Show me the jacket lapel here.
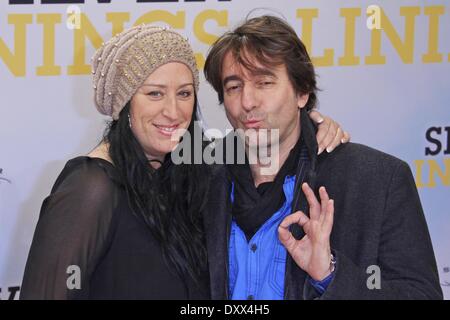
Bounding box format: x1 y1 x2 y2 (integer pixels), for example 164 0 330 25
203 164 232 299
284 111 319 300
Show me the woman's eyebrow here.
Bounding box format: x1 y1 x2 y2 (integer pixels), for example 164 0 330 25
141 83 194 88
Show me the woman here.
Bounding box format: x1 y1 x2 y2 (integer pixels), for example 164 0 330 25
20 25 348 299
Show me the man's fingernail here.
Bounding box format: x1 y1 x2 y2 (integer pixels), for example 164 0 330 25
317 147 323 155
327 146 333 153
317 117 324 124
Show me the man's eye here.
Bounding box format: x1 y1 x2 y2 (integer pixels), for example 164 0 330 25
226 85 240 93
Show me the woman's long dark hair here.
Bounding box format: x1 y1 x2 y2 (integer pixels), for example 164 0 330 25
104 99 210 285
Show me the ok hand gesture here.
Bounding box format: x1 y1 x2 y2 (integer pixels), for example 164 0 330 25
278 183 335 281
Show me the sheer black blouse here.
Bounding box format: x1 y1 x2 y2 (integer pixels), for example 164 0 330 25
20 157 210 299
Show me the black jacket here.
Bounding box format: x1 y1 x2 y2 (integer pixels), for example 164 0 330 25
203 114 443 300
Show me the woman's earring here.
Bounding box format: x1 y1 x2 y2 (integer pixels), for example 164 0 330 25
128 113 132 129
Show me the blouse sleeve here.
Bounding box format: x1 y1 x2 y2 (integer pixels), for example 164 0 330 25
20 158 121 300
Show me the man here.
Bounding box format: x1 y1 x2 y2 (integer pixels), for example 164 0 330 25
202 15 442 299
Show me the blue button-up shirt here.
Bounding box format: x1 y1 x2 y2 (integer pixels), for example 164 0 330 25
228 176 334 300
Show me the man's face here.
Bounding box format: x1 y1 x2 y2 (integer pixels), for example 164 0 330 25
221 51 309 149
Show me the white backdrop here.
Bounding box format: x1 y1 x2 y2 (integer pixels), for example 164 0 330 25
1 0 449 299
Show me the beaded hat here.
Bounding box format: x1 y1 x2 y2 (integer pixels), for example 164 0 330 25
92 25 199 120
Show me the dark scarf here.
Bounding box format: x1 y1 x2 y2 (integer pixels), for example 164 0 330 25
228 133 309 241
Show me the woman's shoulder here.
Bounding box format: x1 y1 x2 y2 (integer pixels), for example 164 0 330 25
38 155 126 229
51 155 122 197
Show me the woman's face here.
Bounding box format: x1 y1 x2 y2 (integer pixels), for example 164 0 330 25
129 62 195 161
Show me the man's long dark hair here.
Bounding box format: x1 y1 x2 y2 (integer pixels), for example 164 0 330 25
103 99 209 284
204 15 318 111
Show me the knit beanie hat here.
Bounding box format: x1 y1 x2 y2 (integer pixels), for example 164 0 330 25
92 25 199 120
